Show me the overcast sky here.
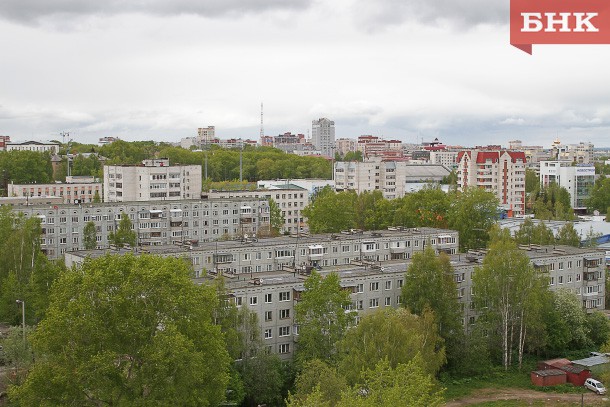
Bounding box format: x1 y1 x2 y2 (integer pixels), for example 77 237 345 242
1 0 609 147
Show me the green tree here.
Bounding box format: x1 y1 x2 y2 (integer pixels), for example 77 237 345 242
393 185 450 229
9 254 231 406
289 359 347 406
108 212 137 248
587 311 610 349
93 190 102 203
302 187 356 233
448 187 499 251
269 198 285 235
336 357 444 407
556 223 581 247
295 271 356 366
525 168 539 193
83 221 97 250
514 218 556 245
401 245 462 367
473 230 548 369
338 308 445 385
588 176 610 214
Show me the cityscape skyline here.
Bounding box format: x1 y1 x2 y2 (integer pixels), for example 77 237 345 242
1 1 610 147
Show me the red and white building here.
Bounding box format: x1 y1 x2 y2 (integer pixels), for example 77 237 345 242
457 150 526 217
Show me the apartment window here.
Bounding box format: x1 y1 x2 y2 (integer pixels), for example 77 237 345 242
559 262 564 270
576 273 581 282
265 293 272 303
384 297 391 306
385 281 392 290
369 298 379 308
279 291 291 301
558 276 563 284
235 297 243 306
279 344 290 354
244 253 251 261
396 296 402 305
279 326 290 337
264 329 272 339
357 300 363 310
280 309 290 319
568 261 573 268
397 279 404 288
550 277 555 286
357 283 364 293
249 296 258 306
370 282 379 291
265 311 272 322
550 263 555 271
568 275 573 283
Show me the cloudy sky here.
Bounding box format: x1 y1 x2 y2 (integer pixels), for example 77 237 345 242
0 0 609 147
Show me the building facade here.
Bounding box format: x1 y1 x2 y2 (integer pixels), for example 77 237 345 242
334 160 450 199
6 140 60 154
15 198 269 259
103 159 202 202
539 161 596 211
457 150 526 217
312 118 335 157
335 138 356 157
8 176 103 204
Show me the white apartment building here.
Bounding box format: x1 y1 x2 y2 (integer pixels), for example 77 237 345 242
197 126 216 144
551 140 594 164
429 151 459 169
334 160 450 199
6 140 60 154
312 118 335 157
104 159 202 202
539 161 596 210
8 176 103 204
457 150 526 217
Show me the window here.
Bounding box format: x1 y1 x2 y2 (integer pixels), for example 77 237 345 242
280 309 290 319
559 262 564 270
235 297 243 306
357 283 364 293
279 291 291 301
568 274 573 283
249 296 258 306
396 296 402 305
279 343 290 354
568 261 572 268
265 311 272 322
357 300 363 310
558 276 563 284
369 298 379 308
385 297 391 306
279 326 290 337
265 293 272 303
550 277 555 285
264 329 272 339
397 279 403 288
385 281 392 290
576 273 581 282
370 282 379 291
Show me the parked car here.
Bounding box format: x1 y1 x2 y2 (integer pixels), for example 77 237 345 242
585 378 607 395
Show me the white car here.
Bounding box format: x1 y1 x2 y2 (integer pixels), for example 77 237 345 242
585 378 607 395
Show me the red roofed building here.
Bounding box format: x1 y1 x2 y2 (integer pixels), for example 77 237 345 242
457 150 527 217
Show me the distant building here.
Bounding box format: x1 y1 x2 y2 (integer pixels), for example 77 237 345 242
98 136 119 146
8 176 103 205
103 159 202 202
335 138 356 156
312 118 335 157
0 135 11 150
197 126 216 144
429 151 459 169
257 179 335 198
357 136 403 159
551 140 594 164
6 140 60 155
457 150 526 217
539 161 596 211
334 159 450 199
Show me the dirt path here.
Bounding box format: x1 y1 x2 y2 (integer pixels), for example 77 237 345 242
445 387 607 406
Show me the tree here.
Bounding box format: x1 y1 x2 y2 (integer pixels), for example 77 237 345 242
556 223 581 247
108 212 137 248
514 219 555 246
401 245 462 367
268 198 285 235
9 254 230 406
525 168 539 193
83 221 97 250
472 230 548 369
302 187 356 233
295 271 356 365
532 183 574 220
338 308 445 385
93 190 102 203
393 185 450 229
587 176 610 214
336 357 444 407
289 359 347 406
448 187 499 251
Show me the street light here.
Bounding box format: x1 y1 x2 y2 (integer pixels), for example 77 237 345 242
16 299 25 342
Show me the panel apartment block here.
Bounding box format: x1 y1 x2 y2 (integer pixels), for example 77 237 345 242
104 158 202 202
16 198 270 259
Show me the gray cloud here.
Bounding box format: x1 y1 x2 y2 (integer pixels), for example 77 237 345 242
0 0 313 24
352 0 508 31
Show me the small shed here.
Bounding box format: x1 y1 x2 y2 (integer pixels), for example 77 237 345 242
560 364 591 386
531 369 567 387
572 355 610 377
537 358 571 371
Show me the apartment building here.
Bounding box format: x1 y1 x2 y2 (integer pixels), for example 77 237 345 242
103 159 202 202
457 150 526 217
356 136 403 159
334 159 450 199
15 198 269 259
551 140 594 164
335 138 356 157
65 227 459 278
539 161 596 211
204 184 309 234
65 240 603 360
429 151 459 169
8 176 102 204
312 118 335 157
